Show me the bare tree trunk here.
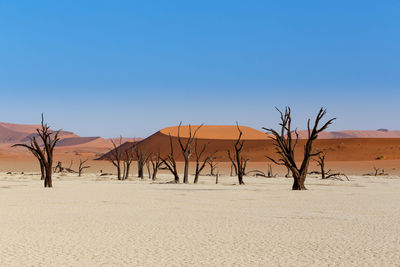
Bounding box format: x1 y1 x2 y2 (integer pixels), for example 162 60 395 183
44 162 53 188
146 161 151 179
194 173 200 184
117 166 122 180
152 168 158 181
292 173 307 190
40 160 45 180
183 156 189 183
125 164 131 179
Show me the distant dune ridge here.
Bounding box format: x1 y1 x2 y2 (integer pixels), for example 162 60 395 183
0 122 139 151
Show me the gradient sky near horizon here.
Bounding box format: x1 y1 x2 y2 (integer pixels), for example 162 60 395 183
1 0 399 138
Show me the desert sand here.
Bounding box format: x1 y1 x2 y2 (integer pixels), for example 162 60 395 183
1 173 400 266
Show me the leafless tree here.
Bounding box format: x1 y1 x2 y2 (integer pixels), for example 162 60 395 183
149 151 163 181
313 152 349 181
105 137 123 180
177 122 203 183
227 150 237 176
193 139 215 184
12 114 60 187
122 143 135 180
232 123 247 185
78 158 90 177
134 146 150 179
54 160 75 173
267 164 276 178
264 107 335 190
363 167 387 176
145 161 151 179
160 134 180 183
207 153 218 176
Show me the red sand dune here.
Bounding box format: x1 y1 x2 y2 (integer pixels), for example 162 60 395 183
161 125 267 140
100 125 400 162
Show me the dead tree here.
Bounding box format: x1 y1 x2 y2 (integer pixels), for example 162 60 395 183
146 161 151 179
227 150 238 176
232 123 247 185
54 161 63 173
315 152 327 179
54 160 75 173
207 153 218 176
134 146 150 179
12 114 60 187
193 139 214 184
363 167 387 176
78 158 90 177
105 137 123 180
160 134 180 183
177 122 203 184
313 152 349 181
264 107 335 190
267 164 276 178
122 143 135 180
149 151 163 181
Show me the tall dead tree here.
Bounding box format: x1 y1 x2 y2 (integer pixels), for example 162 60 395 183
78 158 90 177
122 143 135 180
233 123 247 185
160 134 180 183
12 114 60 187
177 122 203 184
193 139 214 184
264 107 335 190
106 137 123 180
149 151 163 181
134 146 150 179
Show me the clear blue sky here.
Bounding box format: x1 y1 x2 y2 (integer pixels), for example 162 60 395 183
1 0 399 138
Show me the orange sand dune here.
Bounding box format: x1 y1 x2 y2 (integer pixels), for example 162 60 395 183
100 125 400 163
161 125 267 140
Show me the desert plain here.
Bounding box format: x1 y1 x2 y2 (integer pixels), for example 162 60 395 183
1 122 400 266
1 173 400 266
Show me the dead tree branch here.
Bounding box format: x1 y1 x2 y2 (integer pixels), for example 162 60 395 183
78 158 90 177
